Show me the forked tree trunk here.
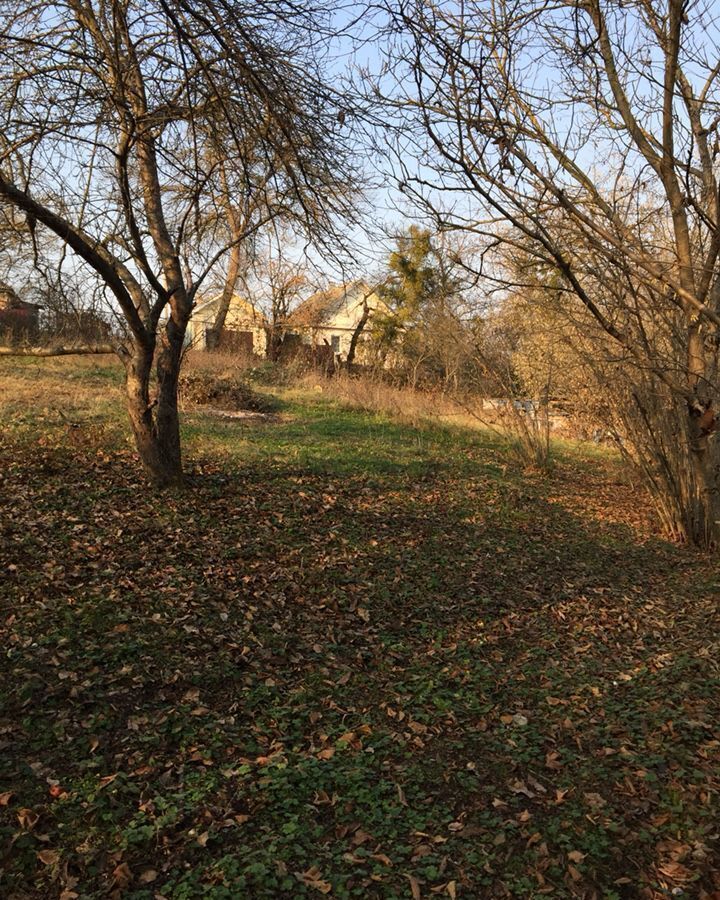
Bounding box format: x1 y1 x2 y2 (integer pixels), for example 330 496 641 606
124 321 185 487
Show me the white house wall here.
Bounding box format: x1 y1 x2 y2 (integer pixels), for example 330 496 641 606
188 302 266 354
297 291 385 361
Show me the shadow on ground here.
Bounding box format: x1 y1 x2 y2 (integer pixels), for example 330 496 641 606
0 408 718 899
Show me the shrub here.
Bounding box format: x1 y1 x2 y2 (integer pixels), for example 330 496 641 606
178 370 275 412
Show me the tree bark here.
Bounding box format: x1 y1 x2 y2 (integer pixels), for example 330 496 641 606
206 238 243 351
124 332 183 487
346 298 371 370
685 406 720 547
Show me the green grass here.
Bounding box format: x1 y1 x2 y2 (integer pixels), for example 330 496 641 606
0 357 719 898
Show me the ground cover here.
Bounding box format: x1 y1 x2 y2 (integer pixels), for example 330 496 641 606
0 357 718 898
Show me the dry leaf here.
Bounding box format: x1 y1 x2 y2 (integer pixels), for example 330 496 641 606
112 862 132 889
545 751 562 770
406 873 422 899
17 808 39 830
295 866 332 894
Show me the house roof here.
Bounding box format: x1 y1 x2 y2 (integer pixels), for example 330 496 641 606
0 281 42 310
287 281 374 328
192 293 266 326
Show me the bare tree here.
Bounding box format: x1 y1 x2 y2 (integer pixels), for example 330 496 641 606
382 0 720 547
0 0 358 484
240 237 309 361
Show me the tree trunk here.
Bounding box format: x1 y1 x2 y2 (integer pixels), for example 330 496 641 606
124 332 184 487
265 324 283 361
205 226 243 351
346 299 370 370
685 410 720 548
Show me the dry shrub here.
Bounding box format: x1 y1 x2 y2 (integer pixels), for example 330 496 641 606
183 349 257 376
178 369 274 413
312 371 465 429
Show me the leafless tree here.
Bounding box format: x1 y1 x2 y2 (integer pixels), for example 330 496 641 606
239 237 309 361
382 0 720 546
0 0 359 484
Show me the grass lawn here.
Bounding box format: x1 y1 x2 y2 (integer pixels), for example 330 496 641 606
0 356 718 899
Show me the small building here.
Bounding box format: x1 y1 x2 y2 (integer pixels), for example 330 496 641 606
285 281 387 363
187 293 266 355
0 282 42 343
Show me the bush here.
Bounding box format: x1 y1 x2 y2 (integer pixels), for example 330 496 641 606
178 370 276 412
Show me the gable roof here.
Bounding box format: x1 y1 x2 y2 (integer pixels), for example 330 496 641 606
287 281 374 328
192 293 266 326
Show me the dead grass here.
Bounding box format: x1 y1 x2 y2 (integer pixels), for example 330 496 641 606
299 371 468 429
0 355 124 423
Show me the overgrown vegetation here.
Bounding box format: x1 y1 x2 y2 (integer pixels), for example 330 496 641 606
178 369 277 414
1 357 718 898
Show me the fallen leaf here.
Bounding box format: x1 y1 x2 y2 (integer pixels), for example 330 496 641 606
295 866 332 893
112 862 132 889
406 873 422 899
17 808 39 830
352 828 372 846
545 751 562 770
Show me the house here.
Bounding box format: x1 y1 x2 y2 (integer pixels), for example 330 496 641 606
187 293 266 355
285 281 386 363
0 282 42 343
